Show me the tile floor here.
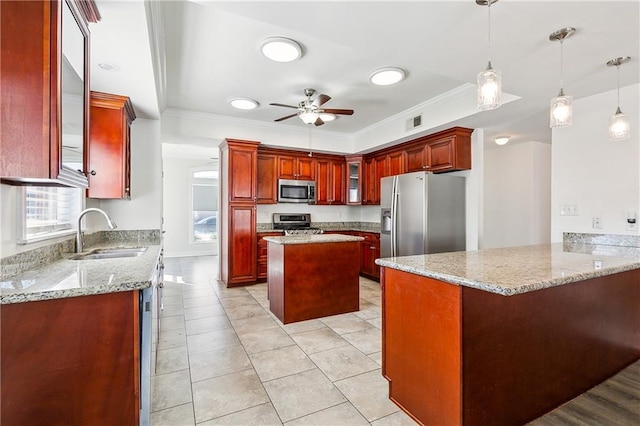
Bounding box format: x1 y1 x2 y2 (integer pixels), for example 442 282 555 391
150 256 415 425
151 256 639 426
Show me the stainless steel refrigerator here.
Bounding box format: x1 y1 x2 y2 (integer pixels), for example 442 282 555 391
380 171 466 258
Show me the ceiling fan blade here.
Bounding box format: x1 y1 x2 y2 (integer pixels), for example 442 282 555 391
269 103 299 109
274 113 298 122
313 117 325 126
322 108 354 115
312 94 331 108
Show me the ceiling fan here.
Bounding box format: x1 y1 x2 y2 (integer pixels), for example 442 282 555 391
270 88 354 126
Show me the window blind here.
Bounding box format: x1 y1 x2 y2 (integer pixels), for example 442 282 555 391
22 186 82 241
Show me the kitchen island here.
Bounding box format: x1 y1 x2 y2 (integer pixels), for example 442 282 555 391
264 233 364 324
376 243 640 426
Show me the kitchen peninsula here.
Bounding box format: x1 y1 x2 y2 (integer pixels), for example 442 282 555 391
264 233 364 324
376 241 640 426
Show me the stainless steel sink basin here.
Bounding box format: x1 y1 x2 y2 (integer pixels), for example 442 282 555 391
70 247 148 260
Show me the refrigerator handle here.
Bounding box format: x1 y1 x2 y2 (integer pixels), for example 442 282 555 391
391 176 399 257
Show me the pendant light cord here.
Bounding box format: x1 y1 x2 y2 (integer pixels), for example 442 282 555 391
559 39 564 91
616 64 621 108
487 1 492 63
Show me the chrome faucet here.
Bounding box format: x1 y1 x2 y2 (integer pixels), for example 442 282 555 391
76 208 117 253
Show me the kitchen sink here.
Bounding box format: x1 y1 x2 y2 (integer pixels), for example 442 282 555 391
70 247 148 260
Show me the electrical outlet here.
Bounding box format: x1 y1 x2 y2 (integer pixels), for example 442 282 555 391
592 217 602 229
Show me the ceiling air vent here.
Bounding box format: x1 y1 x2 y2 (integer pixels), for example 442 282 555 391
406 114 422 131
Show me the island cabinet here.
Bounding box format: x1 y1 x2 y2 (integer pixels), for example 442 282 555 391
220 139 259 287
380 266 640 426
315 156 346 205
0 0 99 187
87 91 136 199
278 155 315 180
1 291 141 425
257 153 278 204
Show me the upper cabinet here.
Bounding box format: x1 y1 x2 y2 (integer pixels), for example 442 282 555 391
0 0 100 187
278 155 315 181
345 156 363 205
256 154 278 204
87 92 136 199
405 127 473 173
316 157 345 205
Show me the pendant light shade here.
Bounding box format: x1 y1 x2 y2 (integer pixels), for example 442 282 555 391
607 56 631 141
476 0 502 111
549 27 576 128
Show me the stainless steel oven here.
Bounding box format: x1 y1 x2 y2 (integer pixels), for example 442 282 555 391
278 179 316 204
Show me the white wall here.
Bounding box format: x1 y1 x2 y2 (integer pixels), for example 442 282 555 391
162 156 217 257
484 141 551 249
96 118 163 231
551 84 640 242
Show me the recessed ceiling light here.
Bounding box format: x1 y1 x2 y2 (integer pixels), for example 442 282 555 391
229 97 259 110
260 37 303 62
495 136 510 145
98 62 120 71
369 67 406 85
319 113 336 122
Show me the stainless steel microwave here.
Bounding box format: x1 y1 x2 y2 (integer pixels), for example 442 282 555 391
278 179 316 204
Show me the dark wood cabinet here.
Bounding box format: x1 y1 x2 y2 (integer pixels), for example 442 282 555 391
359 232 381 280
316 157 345 205
87 91 136 199
278 155 315 180
405 127 472 173
0 0 99 187
345 156 363 205
220 139 259 287
1 291 140 425
257 231 282 281
362 155 386 205
387 150 406 176
257 154 277 204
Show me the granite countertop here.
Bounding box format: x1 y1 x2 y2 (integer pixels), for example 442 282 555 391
375 243 640 296
0 231 162 305
264 234 364 245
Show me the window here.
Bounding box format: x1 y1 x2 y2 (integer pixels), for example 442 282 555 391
191 168 218 243
19 186 83 244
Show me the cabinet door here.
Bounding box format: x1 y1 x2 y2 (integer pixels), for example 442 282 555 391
229 145 257 202
0 0 96 187
346 158 362 205
405 145 427 172
315 159 331 205
87 92 136 199
387 151 406 177
360 232 381 280
330 160 345 204
278 156 296 179
257 232 281 280
297 157 316 180
228 204 257 284
425 137 456 172
257 154 277 204
363 155 386 205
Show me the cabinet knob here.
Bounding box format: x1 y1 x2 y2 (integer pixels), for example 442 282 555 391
90 170 97 175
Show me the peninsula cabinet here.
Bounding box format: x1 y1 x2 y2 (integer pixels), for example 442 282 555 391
87 91 136 199
1 291 141 425
278 155 316 180
360 232 381 280
257 154 278 204
316 157 346 205
0 0 100 187
220 139 260 287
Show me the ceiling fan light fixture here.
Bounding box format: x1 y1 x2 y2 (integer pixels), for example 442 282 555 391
229 97 259 110
260 37 303 62
494 136 510 145
299 111 319 124
319 113 336 122
369 67 406 85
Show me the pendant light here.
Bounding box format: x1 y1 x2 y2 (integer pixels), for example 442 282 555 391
607 56 631 141
476 0 502 111
549 27 576 128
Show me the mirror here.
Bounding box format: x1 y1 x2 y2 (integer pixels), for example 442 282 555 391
61 0 87 179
